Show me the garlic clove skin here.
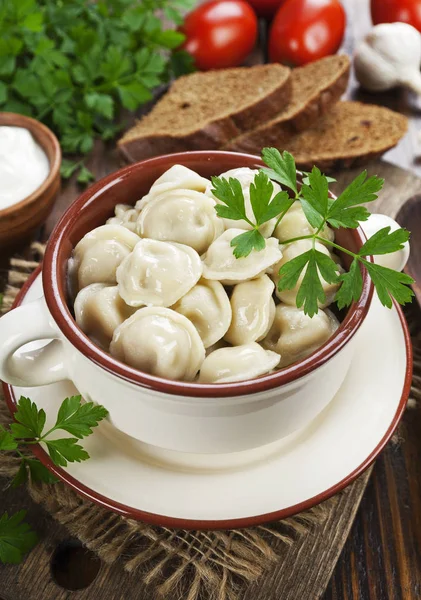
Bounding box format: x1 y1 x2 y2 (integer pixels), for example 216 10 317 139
354 22 421 95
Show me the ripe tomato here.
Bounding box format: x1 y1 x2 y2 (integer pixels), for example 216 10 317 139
245 0 286 18
371 0 421 32
180 0 258 70
268 0 346 66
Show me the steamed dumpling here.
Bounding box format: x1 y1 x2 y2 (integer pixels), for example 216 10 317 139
224 275 275 345
106 204 139 232
136 189 224 254
206 167 280 237
202 229 282 285
198 343 281 383
71 225 140 292
172 278 231 348
116 239 202 307
136 165 210 211
270 239 341 307
74 284 136 350
262 304 339 367
110 307 205 381
273 201 334 243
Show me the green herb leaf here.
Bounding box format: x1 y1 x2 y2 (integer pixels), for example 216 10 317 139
278 249 339 317
26 459 58 484
60 159 79 179
261 148 297 193
362 261 414 309
328 171 384 228
11 461 28 488
0 511 38 564
85 92 114 119
335 258 363 310
300 167 329 229
358 226 410 256
211 177 249 223
45 438 90 467
77 166 95 185
52 396 108 439
13 397 46 440
118 82 152 111
230 229 266 258
302 171 336 186
0 426 18 451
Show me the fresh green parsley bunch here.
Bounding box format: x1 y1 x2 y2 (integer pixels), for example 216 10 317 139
211 148 414 317
0 395 107 564
0 0 195 182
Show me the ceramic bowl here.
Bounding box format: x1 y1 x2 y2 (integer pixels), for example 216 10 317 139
0 151 408 454
0 112 61 247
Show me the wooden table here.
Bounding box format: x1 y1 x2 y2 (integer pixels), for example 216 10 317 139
1 0 421 598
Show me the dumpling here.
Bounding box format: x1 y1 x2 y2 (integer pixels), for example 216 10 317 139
71 225 140 292
198 343 281 383
116 239 202 307
270 239 341 307
74 284 136 350
136 165 210 211
273 201 334 243
110 307 205 381
172 278 231 348
206 167 281 237
136 189 224 254
202 229 282 285
106 204 139 232
224 275 275 346
262 304 339 367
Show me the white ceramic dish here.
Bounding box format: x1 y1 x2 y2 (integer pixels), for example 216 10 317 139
2 272 411 529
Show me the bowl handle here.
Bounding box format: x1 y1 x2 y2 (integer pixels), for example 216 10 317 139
359 213 410 272
0 297 68 386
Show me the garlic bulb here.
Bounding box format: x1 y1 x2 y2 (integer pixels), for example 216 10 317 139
354 22 421 94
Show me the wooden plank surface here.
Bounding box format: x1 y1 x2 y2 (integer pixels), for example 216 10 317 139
1 0 421 598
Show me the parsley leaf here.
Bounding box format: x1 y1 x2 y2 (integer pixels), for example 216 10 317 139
278 249 340 317
358 226 410 256
230 229 266 258
0 511 38 564
250 171 292 225
211 177 249 223
261 148 297 193
335 258 363 310
300 167 330 230
13 397 46 439
52 396 108 439
11 458 59 488
0 426 17 451
327 171 384 228
362 261 414 308
45 438 90 467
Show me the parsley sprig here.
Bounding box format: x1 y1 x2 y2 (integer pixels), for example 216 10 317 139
211 148 414 317
0 0 195 182
0 395 108 563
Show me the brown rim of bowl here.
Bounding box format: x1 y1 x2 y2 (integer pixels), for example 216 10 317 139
0 112 61 219
1 266 412 529
42 150 374 398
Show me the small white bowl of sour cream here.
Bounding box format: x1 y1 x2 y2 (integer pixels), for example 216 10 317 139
0 112 61 247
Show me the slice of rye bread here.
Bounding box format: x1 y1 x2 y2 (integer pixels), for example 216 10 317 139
224 55 350 154
281 101 408 171
118 64 291 162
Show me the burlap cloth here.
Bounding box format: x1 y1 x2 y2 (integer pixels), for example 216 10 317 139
0 243 417 600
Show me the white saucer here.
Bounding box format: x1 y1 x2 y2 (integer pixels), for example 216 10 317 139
3 273 411 529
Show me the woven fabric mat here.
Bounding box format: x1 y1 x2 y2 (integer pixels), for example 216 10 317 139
0 243 417 600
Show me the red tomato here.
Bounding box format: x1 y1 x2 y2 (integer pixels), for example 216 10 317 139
245 0 286 18
371 0 421 32
268 0 346 66
180 0 258 70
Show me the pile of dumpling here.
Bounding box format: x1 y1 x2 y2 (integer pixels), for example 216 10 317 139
69 165 341 384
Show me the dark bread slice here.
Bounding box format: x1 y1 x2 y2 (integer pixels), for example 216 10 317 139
119 64 291 162
225 55 350 153
281 102 408 171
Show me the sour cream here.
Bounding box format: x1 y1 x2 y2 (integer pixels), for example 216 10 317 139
0 126 50 210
